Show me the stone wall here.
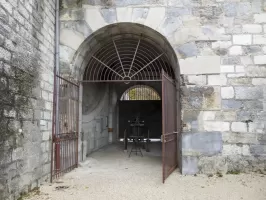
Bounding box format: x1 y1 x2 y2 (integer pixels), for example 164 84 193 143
82 83 109 157
0 0 55 199
59 0 266 175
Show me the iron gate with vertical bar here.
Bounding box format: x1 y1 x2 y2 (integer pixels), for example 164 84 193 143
162 70 179 183
51 75 79 181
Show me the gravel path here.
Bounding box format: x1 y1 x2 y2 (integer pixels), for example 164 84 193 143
26 144 266 200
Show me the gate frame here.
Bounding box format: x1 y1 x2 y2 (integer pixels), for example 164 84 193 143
51 75 80 182
161 70 179 183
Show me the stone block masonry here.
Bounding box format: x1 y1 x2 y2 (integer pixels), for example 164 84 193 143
59 0 266 176
0 0 55 199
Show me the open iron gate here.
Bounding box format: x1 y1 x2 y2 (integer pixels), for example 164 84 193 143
51 75 79 181
162 70 180 183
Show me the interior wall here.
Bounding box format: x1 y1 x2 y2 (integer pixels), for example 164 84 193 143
82 83 110 156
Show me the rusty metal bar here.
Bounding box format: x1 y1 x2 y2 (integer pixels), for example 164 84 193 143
51 76 79 181
162 70 178 183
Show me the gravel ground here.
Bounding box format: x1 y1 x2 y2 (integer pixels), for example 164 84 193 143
26 144 266 200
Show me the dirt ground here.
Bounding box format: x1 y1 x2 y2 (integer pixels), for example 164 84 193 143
26 144 266 200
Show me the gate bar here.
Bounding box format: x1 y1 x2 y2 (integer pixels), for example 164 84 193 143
56 75 79 87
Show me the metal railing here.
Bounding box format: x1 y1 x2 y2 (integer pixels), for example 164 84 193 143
51 75 79 181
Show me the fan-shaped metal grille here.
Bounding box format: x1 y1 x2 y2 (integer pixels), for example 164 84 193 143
83 37 174 82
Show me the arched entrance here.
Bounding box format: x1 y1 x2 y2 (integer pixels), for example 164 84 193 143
79 23 181 183
53 23 181 183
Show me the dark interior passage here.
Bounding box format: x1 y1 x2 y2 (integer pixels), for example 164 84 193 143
119 100 162 139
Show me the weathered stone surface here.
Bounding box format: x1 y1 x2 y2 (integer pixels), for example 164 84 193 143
220 65 234 73
254 13 266 23
236 111 258 121
222 99 243 109
0 1 55 199
161 16 183 36
182 132 222 156
249 123 265 133
60 29 85 50
254 55 266 65
203 86 221 110
208 75 226 86
187 75 207 85
233 35 252 45
179 56 220 75
243 100 263 110
177 42 198 57
250 145 266 155
145 7 165 29
222 56 241 65
253 35 266 45
224 3 237 17
223 132 257 144
203 121 230 132
215 111 236 121
235 65 245 73
258 134 266 144
223 144 250 156
246 66 266 77
82 0 167 6
212 41 232 49
235 87 263 100
198 156 227 174
245 45 262 54
101 8 117 24
221 87 234 99
116 7 133 22
229 46 243 55
132 8 148 24
182 86 221 110
84 8 106 31
231 122 248 132
61 20 92 37
252 78 266 85
243 24 262 33
199 111 216 121
228 78 251 85
181 156 199 175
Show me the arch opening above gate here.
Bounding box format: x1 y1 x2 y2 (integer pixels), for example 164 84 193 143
75 23 179 83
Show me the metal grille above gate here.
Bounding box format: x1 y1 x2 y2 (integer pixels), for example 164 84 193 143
51 75 79 181
83 37 175 82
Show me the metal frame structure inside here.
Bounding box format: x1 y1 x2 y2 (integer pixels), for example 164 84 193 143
82 37 175 83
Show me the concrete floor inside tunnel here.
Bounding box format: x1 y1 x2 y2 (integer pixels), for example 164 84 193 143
87 141 161 164
80 142 164 182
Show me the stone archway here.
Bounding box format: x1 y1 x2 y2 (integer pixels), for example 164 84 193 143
59 5 223 175
61 23 180 82
71 23 181 165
